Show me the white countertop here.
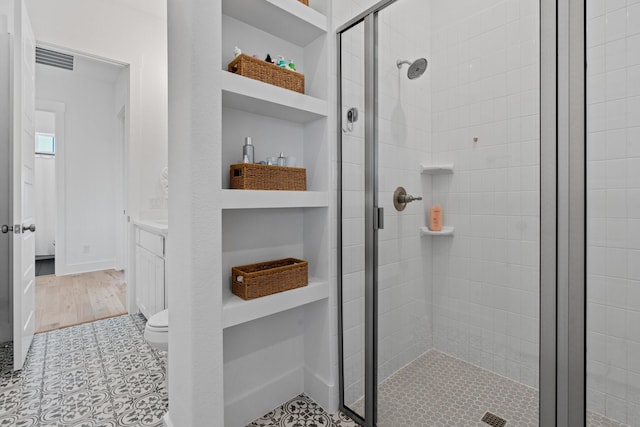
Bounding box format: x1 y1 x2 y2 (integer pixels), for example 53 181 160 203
134 219 168 235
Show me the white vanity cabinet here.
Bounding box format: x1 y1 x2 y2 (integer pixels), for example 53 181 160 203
134 222 167 319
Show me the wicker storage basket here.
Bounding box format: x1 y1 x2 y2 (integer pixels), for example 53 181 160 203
230 163 306 191
228 54 305 94
298 0 309 5
232 258 309 300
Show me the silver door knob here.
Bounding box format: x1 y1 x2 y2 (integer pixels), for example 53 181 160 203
22 224 36 233
1 225 13 234
394 187 422 211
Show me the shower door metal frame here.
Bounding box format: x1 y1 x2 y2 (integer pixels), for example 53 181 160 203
337 2 396 426
336 0 569 426
559 0 587 425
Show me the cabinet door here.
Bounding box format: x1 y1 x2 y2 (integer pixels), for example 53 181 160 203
135 245 155 318
154 256 165 313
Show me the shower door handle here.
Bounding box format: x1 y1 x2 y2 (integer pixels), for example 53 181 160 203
375 207 384 230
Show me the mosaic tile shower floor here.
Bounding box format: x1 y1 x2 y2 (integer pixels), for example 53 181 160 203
349 350 626 427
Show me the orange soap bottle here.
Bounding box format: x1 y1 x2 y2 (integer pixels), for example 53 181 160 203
429 204 443 232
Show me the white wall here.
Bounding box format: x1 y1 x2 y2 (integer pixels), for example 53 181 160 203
34 155 55 257
34 110 56 257
35 108 54 132
36 57 121 273
587 0 640 424
167 0 224 425
0 4 12 33
25 0 168 222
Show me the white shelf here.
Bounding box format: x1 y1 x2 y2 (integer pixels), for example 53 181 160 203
223 279 329 328
220 190 329 209
420 164 454 174
420 226 455 237
222 0 327 47
221 71 328 123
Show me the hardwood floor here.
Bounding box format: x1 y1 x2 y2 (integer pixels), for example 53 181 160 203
35 269 127 333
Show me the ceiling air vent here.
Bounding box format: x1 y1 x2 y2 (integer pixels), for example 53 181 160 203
36 47 74 71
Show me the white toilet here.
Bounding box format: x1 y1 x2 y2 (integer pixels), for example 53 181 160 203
144 309 169 352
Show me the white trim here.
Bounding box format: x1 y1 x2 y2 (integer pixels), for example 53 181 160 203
56 259 115 276
36 40 129 67
224 367 303 427
115 105 127 272
162 413 174 427
304 367 336 413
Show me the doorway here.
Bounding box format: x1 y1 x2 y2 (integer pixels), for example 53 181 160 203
34 111 56 277
33 47 130 333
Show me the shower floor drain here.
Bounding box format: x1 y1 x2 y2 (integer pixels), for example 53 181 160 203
481 412 507 427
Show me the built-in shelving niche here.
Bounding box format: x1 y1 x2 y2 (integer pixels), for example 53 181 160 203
220 206 331 427
218 1 332 426
421 163 455 238
220 107 328 192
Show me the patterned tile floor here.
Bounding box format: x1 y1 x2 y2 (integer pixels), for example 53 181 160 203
348 350 627 427
1 319 628 427
247 394 359 427
0 314 168 427
0 315 354 427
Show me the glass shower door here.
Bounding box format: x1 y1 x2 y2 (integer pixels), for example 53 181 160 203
339 0 545 425
586 0 640 425
374 0 542 425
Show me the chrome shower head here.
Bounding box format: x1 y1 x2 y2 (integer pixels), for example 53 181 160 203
396 58 428 79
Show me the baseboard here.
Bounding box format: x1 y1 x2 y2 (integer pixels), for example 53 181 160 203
57 259 115 276
304 367 337 413
225 367 303 427
163 412 174 427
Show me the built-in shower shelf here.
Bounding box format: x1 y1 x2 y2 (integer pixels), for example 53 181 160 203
222 279 329 328
420 226 455 237
420 164 454 174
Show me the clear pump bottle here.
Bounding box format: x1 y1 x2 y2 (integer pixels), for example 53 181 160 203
243 137 254 163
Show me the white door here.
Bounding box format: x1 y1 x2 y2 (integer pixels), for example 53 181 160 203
11 0 36 370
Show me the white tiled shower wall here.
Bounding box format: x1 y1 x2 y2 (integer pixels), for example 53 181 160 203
428 0 541 388
587 0 640 424
334 0 432 406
